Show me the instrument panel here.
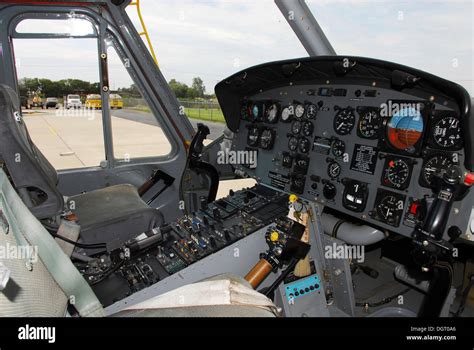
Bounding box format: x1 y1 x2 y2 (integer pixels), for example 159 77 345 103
215 57 473 239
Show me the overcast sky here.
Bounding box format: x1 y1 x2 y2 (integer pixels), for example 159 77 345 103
13 0 474 95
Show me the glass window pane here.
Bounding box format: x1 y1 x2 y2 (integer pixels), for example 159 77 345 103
107 45 172 160
16 18 95 36
14 37 105 170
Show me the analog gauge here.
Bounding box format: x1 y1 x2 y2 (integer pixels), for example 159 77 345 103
240 103 250 120
294 104 305 119
422 154 454 186
384 158 411 190
299 137 310 153
281 106 292 123
331 139 346 158
342 180 368 212
281 152 293 168
251 103 261 121
290 175 306 194
327 161 341 179
433 116 462 149
334 108 356 135
323 183 337 200
294 156 310 175
302 121 314 137
265 103 279 124
387 106 423 153
306 104 318 119
358 110 381 139
259 129 275 150
247 127 260 147
291 120 302 135
288 137 299 152
375 195 405 227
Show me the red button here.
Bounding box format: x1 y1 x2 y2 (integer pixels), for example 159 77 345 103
465 173 474 186
410 203 419 215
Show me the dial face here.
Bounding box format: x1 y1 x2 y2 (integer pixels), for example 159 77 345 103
376 195 405 226
342 180 368 212
281 107 292 122
259 129 275 149
265 103 279 123
422 154 454 186
290 175 306 194
299 137 310 153
306 104 318 119
288 137 299 151
385 158 411 189
358 110 381 139
301 121 314 137
294 104 305 119
291 120 302 135
251 103 261 120
387 106 424 152
323 183 337 200
334 108 356 135
433 116 462 148
247 127 260 146
294 157 310 174
327 161 341 179
281 152 293 168
331 139 346 158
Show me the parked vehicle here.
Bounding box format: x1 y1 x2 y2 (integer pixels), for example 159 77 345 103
109 93 123 109
45 97 59 109
27 92 44 109
66 94 82 109
85 94 102 109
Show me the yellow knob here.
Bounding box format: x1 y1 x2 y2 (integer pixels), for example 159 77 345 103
270 231 279 242
289 194 298 203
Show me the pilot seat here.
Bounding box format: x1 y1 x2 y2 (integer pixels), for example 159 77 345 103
0 84 163 248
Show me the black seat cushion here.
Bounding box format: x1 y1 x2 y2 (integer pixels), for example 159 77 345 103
68 184 163 248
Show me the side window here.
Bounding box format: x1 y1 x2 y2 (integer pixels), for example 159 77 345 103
13 18 106 170
106 44 172 161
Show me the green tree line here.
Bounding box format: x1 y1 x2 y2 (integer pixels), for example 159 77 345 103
18 78 100 97
18 76 213 100
169 77 206 99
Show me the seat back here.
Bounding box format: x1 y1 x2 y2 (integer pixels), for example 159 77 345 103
0 85 63 219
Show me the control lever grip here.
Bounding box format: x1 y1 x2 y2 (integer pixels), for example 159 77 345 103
190 123 210 160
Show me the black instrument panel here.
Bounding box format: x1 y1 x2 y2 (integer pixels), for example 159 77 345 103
216 56 473 239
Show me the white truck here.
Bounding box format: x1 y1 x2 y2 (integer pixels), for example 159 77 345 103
66 94 82 109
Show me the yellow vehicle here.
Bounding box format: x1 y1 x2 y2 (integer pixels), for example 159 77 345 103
85 94 102 109
110 93 123 109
